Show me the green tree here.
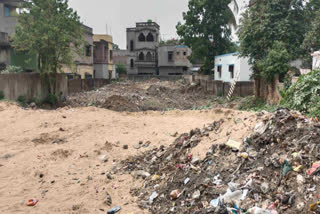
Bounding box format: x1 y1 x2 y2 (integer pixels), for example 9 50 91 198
116 63 127 75
238 0 308 78
12 0 84 94
257 41 290 83
176 0 235 74
113 44 120 50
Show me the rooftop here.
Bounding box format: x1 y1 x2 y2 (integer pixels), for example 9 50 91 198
93 34 113 43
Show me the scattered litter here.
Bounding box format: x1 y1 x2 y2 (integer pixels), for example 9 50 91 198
26 198 39 206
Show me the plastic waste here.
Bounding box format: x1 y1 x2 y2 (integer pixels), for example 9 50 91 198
149 191 158 204
170 189 180 200
307 162 320 176
225 139 242 150
281 160 293 176
26 198 39 206
107 206 121 214
184 177 190 185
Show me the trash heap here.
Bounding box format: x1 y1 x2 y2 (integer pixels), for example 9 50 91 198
119 109 320 214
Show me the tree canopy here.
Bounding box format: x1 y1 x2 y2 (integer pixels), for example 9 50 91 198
176 0 235 74
12 0 84 93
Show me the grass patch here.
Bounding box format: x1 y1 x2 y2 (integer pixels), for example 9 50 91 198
238 96 278 112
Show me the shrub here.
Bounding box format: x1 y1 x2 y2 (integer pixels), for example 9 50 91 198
0 91 4 100
0 66 23 74
281 70 320 118
257 41 290 83
17 95 26 106
44 94 58 106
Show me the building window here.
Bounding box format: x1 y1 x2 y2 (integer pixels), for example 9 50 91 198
146 52 152 61
183 51 187 56
217 65 222 78
110 50 113 60
139 52 144 61
85 45 92 57
130 59 134 68
138 33 145 42
229 65 234 79
130 40 134 51
176 52 180 56
4 5 10 17
146 33 154 42
168 51 173 62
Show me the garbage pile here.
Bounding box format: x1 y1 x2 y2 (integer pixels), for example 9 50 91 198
119 108 320 213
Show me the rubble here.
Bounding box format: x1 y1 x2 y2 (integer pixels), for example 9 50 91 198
64 80 241 112
117 109 320 213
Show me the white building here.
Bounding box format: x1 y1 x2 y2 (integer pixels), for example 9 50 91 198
214 52 251 82
311 51 320 70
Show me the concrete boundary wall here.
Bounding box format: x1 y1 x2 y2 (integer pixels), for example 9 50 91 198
0 73 68 101
0 73 110 101
183 74 254 97
68 79 110 94
127 75 183 82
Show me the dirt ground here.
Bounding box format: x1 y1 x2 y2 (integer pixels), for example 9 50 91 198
0 101 257 214
64 79 241 112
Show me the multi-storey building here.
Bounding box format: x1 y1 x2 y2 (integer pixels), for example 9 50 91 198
93 34 116 79
126 21 160 75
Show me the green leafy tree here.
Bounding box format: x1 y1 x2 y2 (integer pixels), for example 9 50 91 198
176 0 235 74
116 63 127 75
238 0 308 78
257 41 290 83
12 0 84 94
113 44 120 50
303 11 320 52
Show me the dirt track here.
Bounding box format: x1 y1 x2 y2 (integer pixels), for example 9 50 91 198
0 101 257 214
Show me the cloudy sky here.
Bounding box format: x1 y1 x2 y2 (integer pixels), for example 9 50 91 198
68 0 189 49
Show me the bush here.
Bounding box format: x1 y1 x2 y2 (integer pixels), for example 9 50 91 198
44 94 58 106
17 95 27 106
257 41 290 83
0 66 23 74
0 91 4 100
281 70 320 117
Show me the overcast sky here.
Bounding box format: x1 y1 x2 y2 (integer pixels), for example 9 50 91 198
68 0 189 49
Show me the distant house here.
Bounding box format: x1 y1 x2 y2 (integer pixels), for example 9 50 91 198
214 52 252 83
93 34 116 79
158 44 192 75
0 0 37 72
126 21 160 75
62 25 94 79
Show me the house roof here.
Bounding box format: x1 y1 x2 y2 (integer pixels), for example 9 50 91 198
93 34 113 43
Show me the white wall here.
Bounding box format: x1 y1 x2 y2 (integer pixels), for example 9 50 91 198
312 51 320 70
214 53 252 82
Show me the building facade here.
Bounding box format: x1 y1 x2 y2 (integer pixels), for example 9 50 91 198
214 53 251 83
158 44 192 75
126 22 160 75
62 25 94 79
93 34 116 79
0 0 38 72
